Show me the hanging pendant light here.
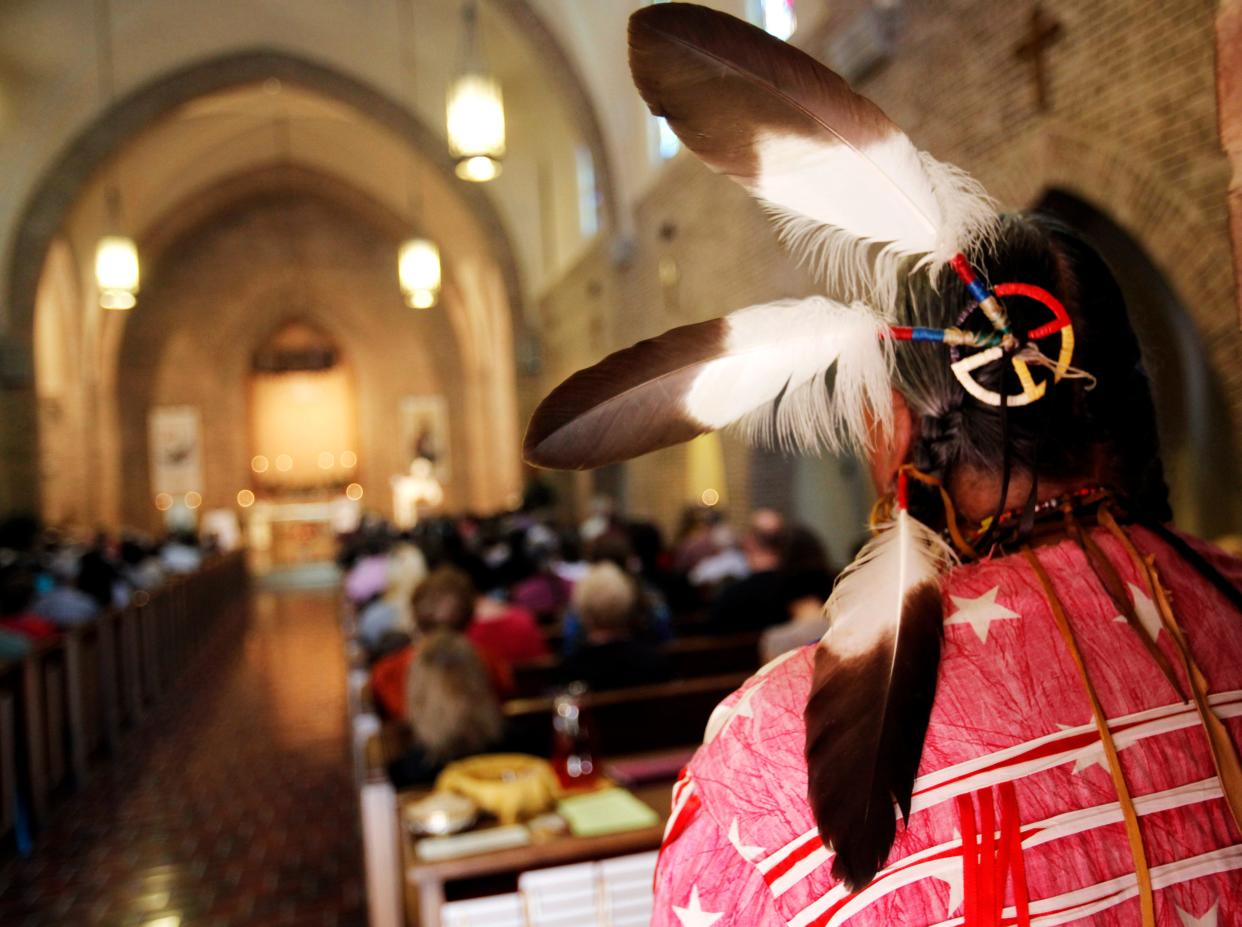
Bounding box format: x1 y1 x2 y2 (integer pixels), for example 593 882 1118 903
446 1 505 182
398 237 441 309
92 0 139 311
396 0 442 308
95 233 140 310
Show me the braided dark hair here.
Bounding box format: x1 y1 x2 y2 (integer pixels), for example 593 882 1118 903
891 213 1172 525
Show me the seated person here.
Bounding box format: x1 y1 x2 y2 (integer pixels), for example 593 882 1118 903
343 538 391 605
386 632 507 789
32 564 101 628
369 567 513 720
509 527 572 623
119 538 165 591
706 510 790 633
561 563 672 692
76 539 120 609
0 566 58 641
355 595 406 660
159 532 203 575
759 525 837 662
469 594 549 665
383 539 426 634
561 532 673 655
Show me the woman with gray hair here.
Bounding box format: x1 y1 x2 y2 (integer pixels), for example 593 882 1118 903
560 562 672 692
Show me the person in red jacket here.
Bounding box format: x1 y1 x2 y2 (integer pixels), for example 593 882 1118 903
0 566 58 641
368 567 516 721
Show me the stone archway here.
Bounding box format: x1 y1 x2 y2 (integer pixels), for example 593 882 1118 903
6 49 527 349
1036 188 1242 535
985 123 1242 454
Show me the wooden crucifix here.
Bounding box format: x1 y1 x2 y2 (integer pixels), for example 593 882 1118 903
1013 4 1064 112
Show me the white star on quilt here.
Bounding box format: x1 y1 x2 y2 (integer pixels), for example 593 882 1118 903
1112 581 1163 642
704 681 765 744
727 817 765 861
673 885 724 927
1177 902 1219 927
945 586 1020 643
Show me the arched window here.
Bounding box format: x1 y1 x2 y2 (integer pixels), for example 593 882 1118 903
749 0 797 40
650 115 681 162
575 144 600 237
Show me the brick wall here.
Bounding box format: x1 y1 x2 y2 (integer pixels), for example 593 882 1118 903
534 155 819 534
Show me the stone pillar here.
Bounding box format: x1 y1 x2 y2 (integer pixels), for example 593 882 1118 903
1218 0 1242 329
0 346 40 515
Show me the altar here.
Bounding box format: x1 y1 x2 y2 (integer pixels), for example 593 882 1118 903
247 498 361 570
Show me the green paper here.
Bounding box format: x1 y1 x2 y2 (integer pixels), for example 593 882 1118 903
556 788 660 837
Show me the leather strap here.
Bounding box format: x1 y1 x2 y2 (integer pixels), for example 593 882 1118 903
1064 514 1186 700
1022 547 1156 926
900 465 979 559
1098 510 1242 838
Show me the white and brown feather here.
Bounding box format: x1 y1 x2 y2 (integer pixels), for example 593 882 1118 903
523 298 891 470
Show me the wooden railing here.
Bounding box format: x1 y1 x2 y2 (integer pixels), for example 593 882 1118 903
0 550 248 853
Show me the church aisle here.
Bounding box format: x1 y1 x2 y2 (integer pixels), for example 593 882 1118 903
0 588 366 927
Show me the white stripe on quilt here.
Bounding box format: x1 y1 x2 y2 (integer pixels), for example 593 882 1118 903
663 777 696 843
921 844 1242 927
761 691 1242 882
914 690 1242 793
786 778 1225 926
770 846 833 897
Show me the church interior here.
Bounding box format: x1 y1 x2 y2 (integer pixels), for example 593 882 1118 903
1 0 1241 924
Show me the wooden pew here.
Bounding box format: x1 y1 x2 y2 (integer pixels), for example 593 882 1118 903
503 671 750 759
373 671 750 774
0 658 22 847
118 599 146 725
25 639 72 817
95 610 124 756
511 633 760 698
12 551 248 833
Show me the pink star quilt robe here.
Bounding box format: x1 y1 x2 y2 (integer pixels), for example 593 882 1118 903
654 527 1242 926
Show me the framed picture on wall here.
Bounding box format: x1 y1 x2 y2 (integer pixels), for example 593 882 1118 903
148 405 204 496
398 395 451 482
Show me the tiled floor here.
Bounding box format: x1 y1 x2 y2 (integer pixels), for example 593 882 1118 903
0 588 366 927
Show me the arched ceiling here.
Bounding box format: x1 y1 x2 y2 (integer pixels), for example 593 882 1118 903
0 0 618 345
0 0 832 400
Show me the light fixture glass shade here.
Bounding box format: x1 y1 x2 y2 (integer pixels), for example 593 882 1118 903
398 238 441 309
446 72 505 181
95 235 140 310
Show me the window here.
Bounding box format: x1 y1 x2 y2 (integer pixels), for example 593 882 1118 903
650 114 681 162
575 144 600 238
748 0 797 40
643 0 682 162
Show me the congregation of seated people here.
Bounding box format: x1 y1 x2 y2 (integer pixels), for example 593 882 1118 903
0 515 212 660
338 496 846 791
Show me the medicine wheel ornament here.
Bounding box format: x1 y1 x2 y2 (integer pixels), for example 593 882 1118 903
946 283 1075 408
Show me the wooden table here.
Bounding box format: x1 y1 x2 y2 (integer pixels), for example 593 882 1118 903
399 779 673 927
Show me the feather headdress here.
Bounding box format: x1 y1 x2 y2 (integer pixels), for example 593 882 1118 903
628 2 998 314
522 3 1007 891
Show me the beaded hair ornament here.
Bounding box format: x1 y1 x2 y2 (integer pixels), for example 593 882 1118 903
523 2 1092 889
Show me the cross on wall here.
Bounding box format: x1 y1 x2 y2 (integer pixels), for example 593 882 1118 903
1013 4 1064 112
